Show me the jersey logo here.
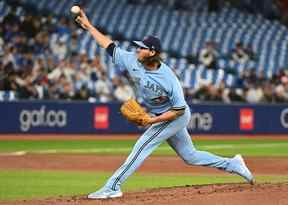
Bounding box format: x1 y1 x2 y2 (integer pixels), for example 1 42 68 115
144 80 163 95
151 96 168 105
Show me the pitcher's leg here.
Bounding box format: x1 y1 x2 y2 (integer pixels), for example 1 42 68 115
105 121 173 191
104 110 191 191
88 122 172 199
167 128 254 184
167 128 230 170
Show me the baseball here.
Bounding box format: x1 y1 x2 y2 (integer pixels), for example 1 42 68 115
70 5 80 14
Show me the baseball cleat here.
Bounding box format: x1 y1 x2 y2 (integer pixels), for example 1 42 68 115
228 154 255 185
87 187 123 199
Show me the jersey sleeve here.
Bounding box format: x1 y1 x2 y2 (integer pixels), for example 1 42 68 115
168 76 187 110
112 47 134 70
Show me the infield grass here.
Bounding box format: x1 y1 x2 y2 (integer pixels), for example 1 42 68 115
0 137 288 201
0 138 288 156
0 169 288 200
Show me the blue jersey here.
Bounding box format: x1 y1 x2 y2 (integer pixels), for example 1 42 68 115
113 47 187 114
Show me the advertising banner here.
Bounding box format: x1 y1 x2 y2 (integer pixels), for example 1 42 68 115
0 101 138 134
0 102 287 134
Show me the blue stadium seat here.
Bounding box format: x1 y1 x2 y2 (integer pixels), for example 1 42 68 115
4 0 288 90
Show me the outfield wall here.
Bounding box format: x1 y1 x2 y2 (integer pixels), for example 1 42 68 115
0 101 287 134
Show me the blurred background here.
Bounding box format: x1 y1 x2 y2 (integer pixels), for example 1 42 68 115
1 0 288 104
1 2 288 202
0 0 288 134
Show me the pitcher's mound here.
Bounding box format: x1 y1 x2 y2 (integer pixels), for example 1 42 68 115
4 183 288 205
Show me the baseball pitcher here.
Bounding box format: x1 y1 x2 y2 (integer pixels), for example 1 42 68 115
75 8 255 199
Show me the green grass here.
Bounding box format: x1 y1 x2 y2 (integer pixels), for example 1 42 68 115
0 169 287 201
0 138 288 201
0 138 288 156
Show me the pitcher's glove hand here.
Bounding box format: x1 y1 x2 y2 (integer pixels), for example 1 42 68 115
120 99 151 126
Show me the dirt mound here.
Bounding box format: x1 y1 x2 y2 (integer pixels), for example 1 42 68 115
2 183 287 205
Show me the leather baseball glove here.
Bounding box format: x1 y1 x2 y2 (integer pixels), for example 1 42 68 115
120 99 151 126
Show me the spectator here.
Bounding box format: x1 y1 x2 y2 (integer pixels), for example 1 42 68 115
274 84 288 102
90 55 106 77
74 84 90 100
50 37 68 61
45 56 57 73
93 72 112 103
63 61 76 83
2 7 19 26
74 70 89 92
56 74 74 100
46 81 59 100
113 77 135 102
226 88 246 103
262 81 275 102
199 41 218 69
34 32 50 56
231 42 251 64
68 32 79 57
20 15 38 39
1 63 18 92
2 46 20 71
15 71 38 99
274 75 288 102
56 17 70 36
41 14 56 33
34 76 49 99
192 84 210 101
256 70 267 86
47 59 66 81
79 53 93 77
245 84 264 103
206 84 223 102
242 68 257 87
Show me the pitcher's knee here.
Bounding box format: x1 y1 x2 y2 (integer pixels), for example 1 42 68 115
181 151 198 165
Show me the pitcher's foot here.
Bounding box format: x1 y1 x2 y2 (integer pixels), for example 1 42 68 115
229 154 255 185
87 187 123 199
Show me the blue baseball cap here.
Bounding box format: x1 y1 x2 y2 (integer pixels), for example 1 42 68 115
133 35 162 52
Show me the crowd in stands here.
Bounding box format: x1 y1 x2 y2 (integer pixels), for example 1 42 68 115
185 39 288 103
185 68 288 103
198 41 254 68
0 2 288 103
0 3 135 102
